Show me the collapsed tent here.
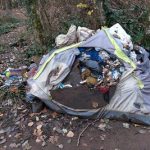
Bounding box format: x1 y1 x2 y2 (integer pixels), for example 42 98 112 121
27 23 150 125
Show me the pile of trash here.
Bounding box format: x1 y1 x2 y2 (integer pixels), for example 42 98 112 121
0 23 145 100
2 22 150 125
0 61 37 89
53 23 134 94
78 47 124 91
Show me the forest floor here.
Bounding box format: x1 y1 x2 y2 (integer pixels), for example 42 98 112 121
1 9 150 150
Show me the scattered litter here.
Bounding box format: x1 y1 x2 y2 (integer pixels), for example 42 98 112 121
71 117 78 121
123 123 130 129
62 129 68 134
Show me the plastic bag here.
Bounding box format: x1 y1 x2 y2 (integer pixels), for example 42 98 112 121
55 25 77 47
77 26 95 42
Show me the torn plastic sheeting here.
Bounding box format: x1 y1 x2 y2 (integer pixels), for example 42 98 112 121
27 23 150 125
33 42 81 80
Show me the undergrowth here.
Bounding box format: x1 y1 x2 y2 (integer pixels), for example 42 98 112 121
0 15 20 35
103 0 150 49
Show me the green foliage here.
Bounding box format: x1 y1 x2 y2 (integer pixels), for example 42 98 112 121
25 43 46 58
0 44 6 53
103 0 150 48
0 16 20 35
0 85 26 104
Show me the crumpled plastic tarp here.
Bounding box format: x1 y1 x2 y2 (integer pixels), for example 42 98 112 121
27 23 150 125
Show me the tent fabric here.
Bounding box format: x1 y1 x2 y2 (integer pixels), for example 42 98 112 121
27 27 150 125
34 42 81 79
106 70 144 112
28 48 80 100
136 47 150 113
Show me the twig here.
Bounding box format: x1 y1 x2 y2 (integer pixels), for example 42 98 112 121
77 107 106 146
77 122 91 146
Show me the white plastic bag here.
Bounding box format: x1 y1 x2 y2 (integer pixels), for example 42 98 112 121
55 25 77 47
77 26 95 42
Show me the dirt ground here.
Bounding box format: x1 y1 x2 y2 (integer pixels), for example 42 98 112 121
1 9 150 150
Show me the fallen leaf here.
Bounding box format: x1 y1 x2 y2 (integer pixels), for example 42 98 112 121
9 143 17 148
14 133 22 138
100 146 104 150
0 138 6 145
36 116 39 121
100 134 106 141
0 127 11 134
138 129 146 134
9 87 18 93
36 137 41 143
0 113 4 117
49 136 59 144
82 143 88 147
42 141 46 147
8 135 12 138
22 140 32 150
71 117 78 121
134 124 141 127
22 109 27 113
58 144 63 149
98 123 106 131
66 131 74 138
29 113 36 117
0 136 4 140
37 124 42 130
41 115 47 118
52 112 58 118
15 121 20 125
34 128 43 137
67 139 72 144
62 129 68 134
92 101 99 108
28 122 34 127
